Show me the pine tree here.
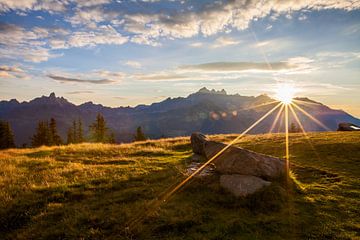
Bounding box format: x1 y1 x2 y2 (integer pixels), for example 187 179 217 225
49 118 62 145
31 121 51 147
0 120 15 149
289 122 301 133
67 127 74 144
134 126 146 141
108 132 116 144
77 118 84 143
72 120 77 143
89 113 108 143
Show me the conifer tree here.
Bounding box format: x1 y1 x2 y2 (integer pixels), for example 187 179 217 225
66 128 74 144
72 120 77 143
49 118 62 145
0 120 15 149
77 118 84 143
108 132 116 144
289 122 301 133
89 113 109 143
134 126 146 141
31 121 50 147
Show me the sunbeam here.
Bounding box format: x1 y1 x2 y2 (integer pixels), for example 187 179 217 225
293 99 323 107
289 104 323 161
125 102 283 231
269 104 285 134
285 104 290 178
292 102 331 131
241 100 280 111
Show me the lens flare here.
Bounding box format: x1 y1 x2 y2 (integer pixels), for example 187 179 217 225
275 84 297 105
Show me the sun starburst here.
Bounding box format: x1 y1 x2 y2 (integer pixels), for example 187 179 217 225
274 84 297 105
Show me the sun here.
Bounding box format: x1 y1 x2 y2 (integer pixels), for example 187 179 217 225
275 84 297 105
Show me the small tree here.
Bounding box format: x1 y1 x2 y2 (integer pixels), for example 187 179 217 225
49 118 62 145
67 128 74 144
89 113 108 143
134 126 146 141
289 122 301 133
0 120 15 149
108 132 116 144
31 121 50 147
77 118 84 143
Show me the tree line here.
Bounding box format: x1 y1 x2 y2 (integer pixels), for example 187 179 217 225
0 113 147 149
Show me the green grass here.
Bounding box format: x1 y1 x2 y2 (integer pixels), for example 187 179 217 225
0 132 359 239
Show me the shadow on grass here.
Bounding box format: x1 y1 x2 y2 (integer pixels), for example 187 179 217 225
26 150 52 158
0 163 347 240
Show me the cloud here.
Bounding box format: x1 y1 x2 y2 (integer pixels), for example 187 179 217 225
189 42 203 48
210 36 241 48
66 90 94 94
0 0 359 61
0 0 68 13
0 65 23 73
124 60 142 68
118 0 360 43
67 25 128 48
179 61 297 72
0 22 67 62
135 72 190 81
48 74 116 84
0 65 28 78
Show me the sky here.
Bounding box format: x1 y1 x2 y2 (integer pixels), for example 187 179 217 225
0 0 359 117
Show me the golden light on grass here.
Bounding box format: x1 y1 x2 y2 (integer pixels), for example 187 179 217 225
126 83 334 231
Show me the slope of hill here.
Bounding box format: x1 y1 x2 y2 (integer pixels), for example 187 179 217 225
0 132 359 239
1 88 360 146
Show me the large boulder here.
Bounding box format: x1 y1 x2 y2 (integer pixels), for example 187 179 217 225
190 132 208 155
220 175 271 197
191 132 286 180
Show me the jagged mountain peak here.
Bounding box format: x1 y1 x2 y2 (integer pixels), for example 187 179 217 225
28 92 71 106
1 89 359 146
197 87 227 95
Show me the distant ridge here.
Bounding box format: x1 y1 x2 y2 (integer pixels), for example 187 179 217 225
1 88 359 146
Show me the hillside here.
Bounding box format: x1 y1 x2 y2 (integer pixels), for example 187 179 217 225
0 132 359 239
1 88 360 146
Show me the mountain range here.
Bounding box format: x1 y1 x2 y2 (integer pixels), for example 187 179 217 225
1 87 359 146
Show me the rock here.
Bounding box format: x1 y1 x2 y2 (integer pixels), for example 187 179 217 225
191 153 205 162
186 162 215 177
337 122 360 131
220 174 271 197
190 133 286 180
190 132 208 155
204 141 285 180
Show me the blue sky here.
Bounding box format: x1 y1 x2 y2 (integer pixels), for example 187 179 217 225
0 0 359 116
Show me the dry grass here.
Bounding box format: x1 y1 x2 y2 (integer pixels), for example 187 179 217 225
0 132 359 239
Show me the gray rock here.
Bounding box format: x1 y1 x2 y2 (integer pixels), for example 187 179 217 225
220 174 271 197
190 132 208 155
190 132 286 180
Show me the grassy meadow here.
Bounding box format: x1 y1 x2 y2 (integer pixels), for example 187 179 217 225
0 132 359 239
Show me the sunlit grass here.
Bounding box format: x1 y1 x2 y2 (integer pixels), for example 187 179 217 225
0 132 359 239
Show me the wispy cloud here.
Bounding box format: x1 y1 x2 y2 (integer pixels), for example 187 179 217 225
66 90 94 94
210 36 241 48
1 0 359 55
124 60 142 68
180 61 295 72
0 65 28 78
135 72 190 81
48 74 115 84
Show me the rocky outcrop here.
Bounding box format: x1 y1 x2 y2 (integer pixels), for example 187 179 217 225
191 132 286 180
190 132 286 197
220 175 271 197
